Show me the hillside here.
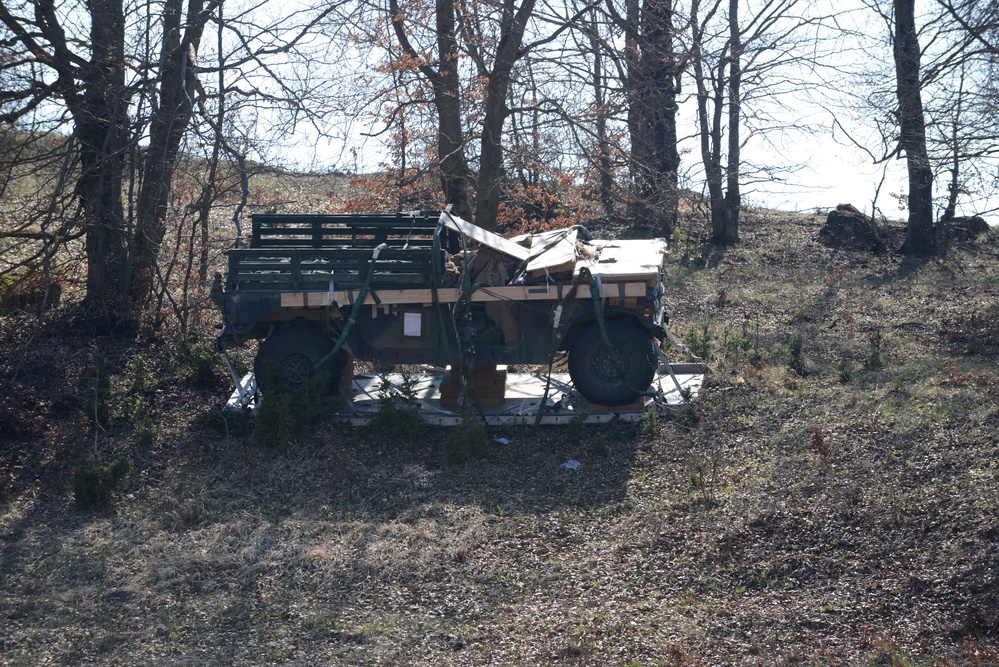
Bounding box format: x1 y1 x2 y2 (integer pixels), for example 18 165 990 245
1 208 997 665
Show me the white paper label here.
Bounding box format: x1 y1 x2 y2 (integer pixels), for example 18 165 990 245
403 312 422 337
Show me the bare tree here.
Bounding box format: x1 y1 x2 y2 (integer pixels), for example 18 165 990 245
691 0 819 246
389 0 474 219
129 0 218 303
0 0 136 323
935 0 999 53
927 0 999 220
893 0 936 255
583 9 618 218
612 0 683 238
838 0 999 243
470 0 541 230
384 0 601 230
0 0 341 328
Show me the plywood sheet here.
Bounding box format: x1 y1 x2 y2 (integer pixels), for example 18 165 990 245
578 239 666 282
439 211 531 261
525 228 578 276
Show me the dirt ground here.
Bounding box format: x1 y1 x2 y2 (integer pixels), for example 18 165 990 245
1 210 997 666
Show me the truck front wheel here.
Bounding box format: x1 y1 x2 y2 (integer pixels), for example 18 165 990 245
568 320 657 406
254 326 344 395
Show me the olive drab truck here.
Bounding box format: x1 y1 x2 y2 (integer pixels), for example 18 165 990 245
215 210 669 408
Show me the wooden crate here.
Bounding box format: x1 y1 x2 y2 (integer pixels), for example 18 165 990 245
338 354 355 397
440 365 508 407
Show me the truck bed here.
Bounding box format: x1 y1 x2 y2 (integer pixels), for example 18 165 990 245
226 212 666 306
225 212 447 294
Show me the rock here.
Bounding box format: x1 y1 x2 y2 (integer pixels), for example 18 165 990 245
944 215 991 242
817 204 886 253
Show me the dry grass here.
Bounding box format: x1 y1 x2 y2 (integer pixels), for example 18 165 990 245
1 208 998 666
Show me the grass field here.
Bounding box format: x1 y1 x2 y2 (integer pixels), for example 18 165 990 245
1 208 997 665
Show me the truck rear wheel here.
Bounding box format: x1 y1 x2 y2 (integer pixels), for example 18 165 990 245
568 320 657 406
254 325 344 395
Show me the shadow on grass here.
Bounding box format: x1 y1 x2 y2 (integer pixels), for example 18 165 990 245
200 413 648 522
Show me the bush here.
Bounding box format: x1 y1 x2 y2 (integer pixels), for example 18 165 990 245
200 408 254 439
591 435 610 458
85 351 161 432
84 353 113 427
172 333 222 389
787 332 807 376
443 418 491 464
722 319 765 366
837 358 853 384
134 416 158 450
253 366 340 448
125 354 157 418
641 408 659 435
687 311 713 360
72 456 131 509
566 415 587 445
0 268 62 315
253 392 296 448
369 402 425 443
865 328 884 370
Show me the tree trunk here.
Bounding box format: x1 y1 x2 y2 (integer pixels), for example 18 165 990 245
692 0 726 240
474 76 509 231
473 0 538 231
77 0 132 323
588 14 615 219
625 0 681 238
714 0 740 246
131 0 209 304
390 0 472 223
894 0 936 256
434 0 473 220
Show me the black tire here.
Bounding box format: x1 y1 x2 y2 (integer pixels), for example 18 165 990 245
254 325 344 395
567 320 657 406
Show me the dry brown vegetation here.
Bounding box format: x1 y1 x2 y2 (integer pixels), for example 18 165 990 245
1 208 998 666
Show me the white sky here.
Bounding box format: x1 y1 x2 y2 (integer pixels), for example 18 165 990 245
252 0 995 225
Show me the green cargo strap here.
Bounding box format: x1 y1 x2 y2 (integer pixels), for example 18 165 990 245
315 243 386 371
584 268 641 395
534 270 588 427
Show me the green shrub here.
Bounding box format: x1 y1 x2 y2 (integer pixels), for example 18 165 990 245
292 371 340 432
200 408 254 439
443 418 491 464
721 326 749 363
73 456 131 509
85 352 113 427
641 408 659 435
721 319 766 366
172 333 221 388
686 310 713 360
252 367 339 448
369 402 424 442
838 358 853 384
591 435 610 458
865 328 884 370
253 392 296 448
134 416 158 450
86 352 160 431
125 354 157 418
566 415 587 445
787 332 807 376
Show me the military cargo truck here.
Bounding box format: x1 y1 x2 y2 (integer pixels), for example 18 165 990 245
216 210 668 406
